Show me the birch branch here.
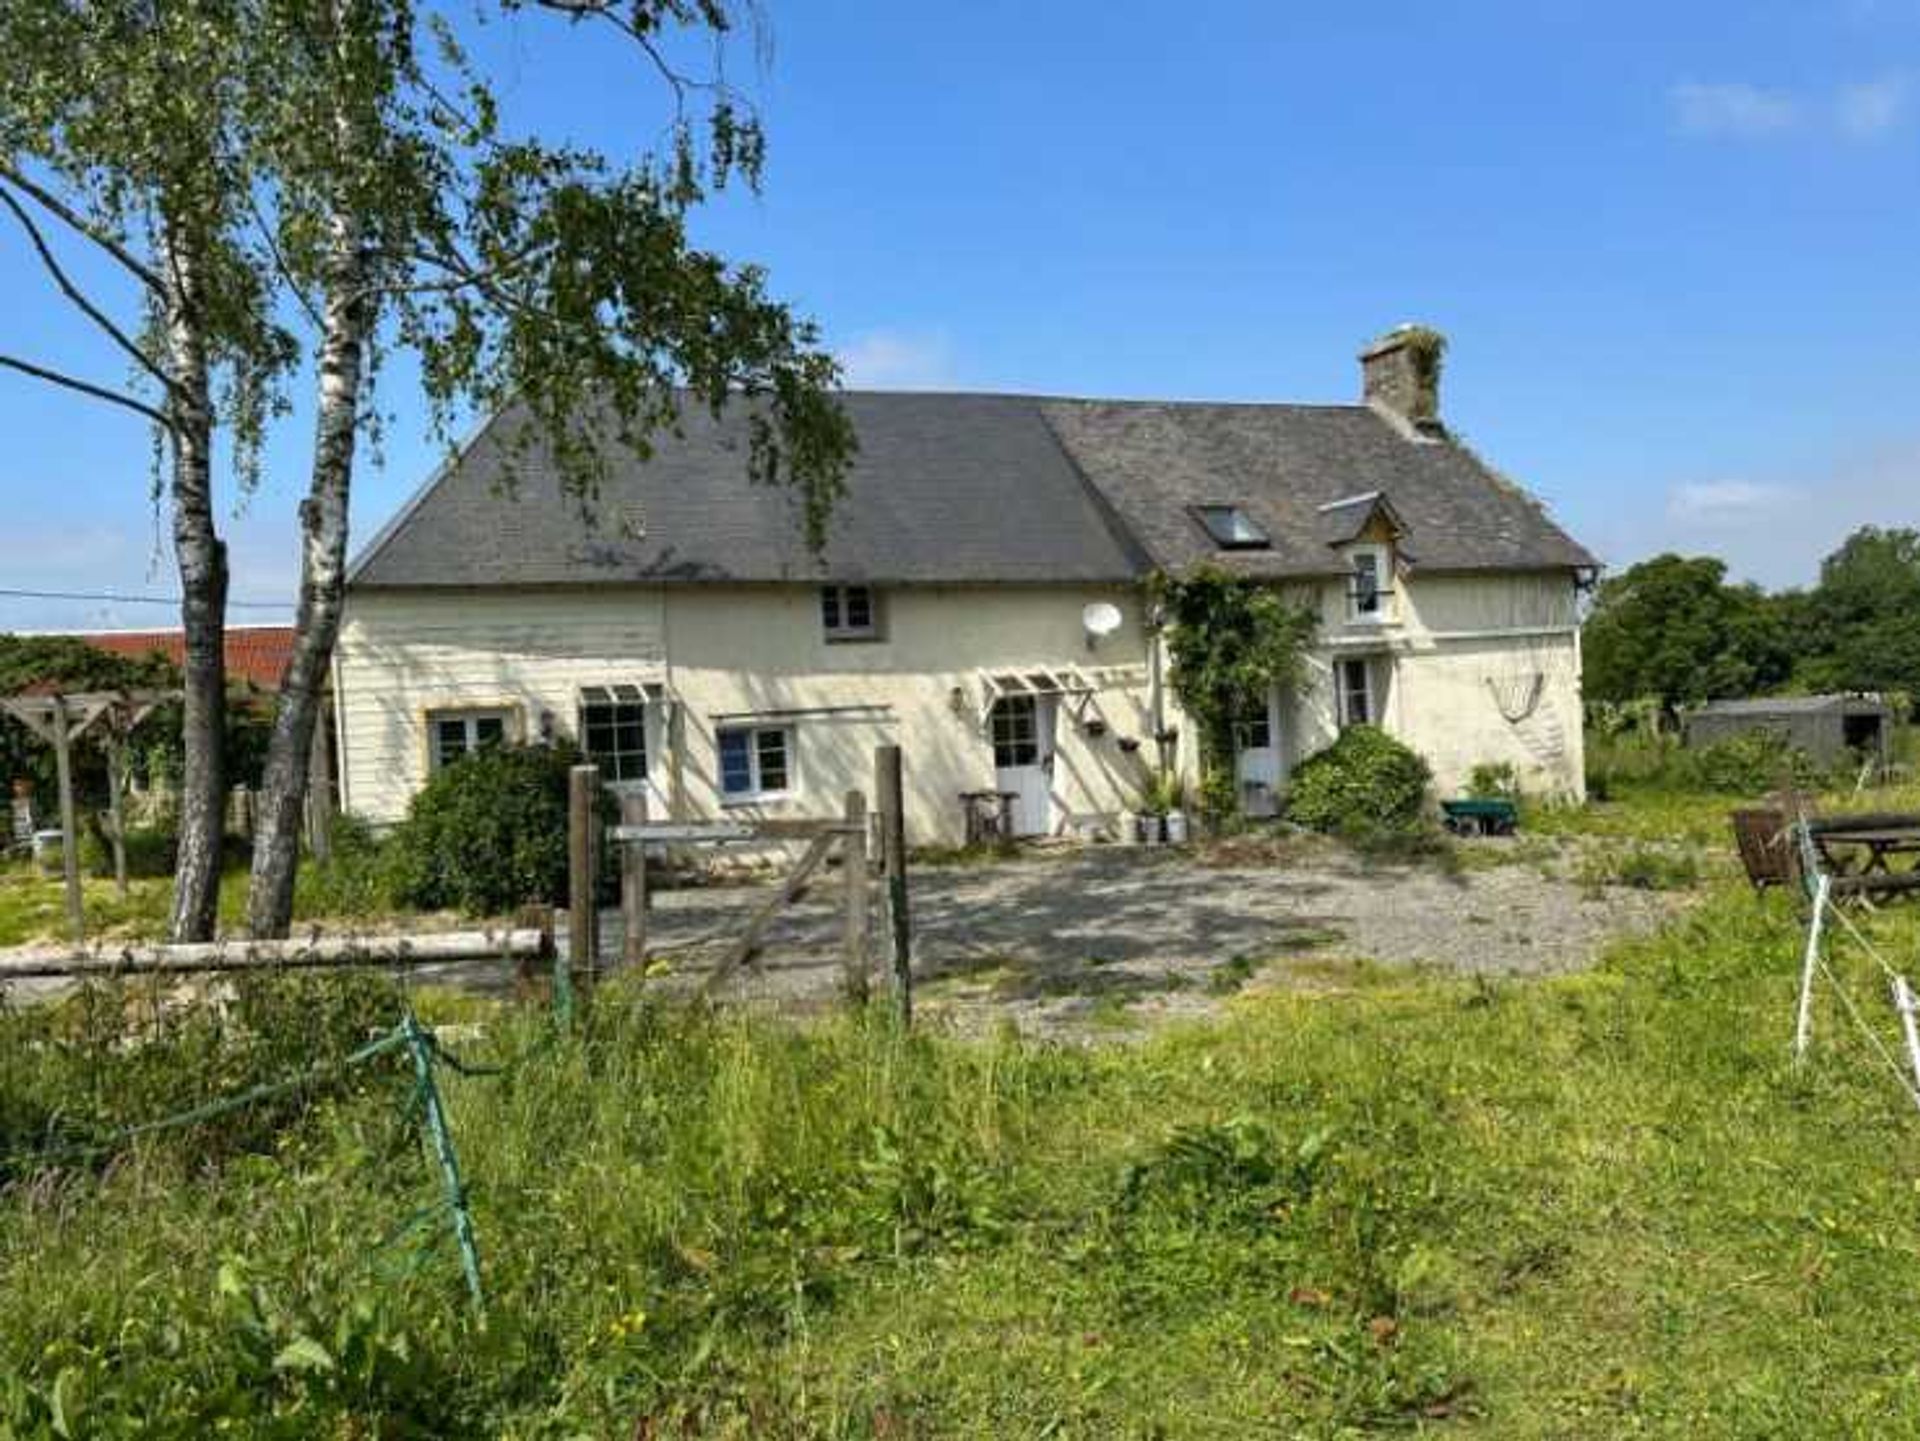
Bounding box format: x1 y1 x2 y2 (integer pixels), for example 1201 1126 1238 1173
0 185 181 397
0 164 166 295
0 353 174 431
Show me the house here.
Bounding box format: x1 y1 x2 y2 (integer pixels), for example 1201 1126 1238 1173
335 328 1596 845
1685 694 1892 773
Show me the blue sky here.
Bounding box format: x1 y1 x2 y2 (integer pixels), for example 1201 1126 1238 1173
4 0 1919 631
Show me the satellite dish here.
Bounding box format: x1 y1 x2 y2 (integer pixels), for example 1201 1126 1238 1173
1082 602 1123 643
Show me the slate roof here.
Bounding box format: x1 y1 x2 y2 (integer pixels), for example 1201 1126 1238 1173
1039 401 1593 578
349 390 1593 589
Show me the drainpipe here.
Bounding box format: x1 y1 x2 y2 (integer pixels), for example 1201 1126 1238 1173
1146 599 1171 777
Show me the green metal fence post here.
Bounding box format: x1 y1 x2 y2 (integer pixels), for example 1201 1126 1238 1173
402 1011 485 1316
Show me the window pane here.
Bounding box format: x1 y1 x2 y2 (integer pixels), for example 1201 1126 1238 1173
435 719 468 766
1353 554 1381 613
756 729 789 791
844 587 872 629
475 717 504 747
820 588 841 630
719 730 753 794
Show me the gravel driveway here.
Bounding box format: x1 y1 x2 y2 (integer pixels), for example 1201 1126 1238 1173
2 843 1678 1036
634 842 1676 1037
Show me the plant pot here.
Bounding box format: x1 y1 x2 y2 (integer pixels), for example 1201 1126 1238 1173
1164 810 1190 845
1133 811 1165 845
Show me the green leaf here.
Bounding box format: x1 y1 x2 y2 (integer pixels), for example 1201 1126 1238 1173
271 1336 335 1375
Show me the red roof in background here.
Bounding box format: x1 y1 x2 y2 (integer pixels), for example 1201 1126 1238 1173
71 626 296 692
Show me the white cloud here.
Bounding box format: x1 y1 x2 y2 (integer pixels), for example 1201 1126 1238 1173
1671 81 1801 138
1671 75 1912 142
1587 441 1920 588
1836 75 1910 138
1666 480 1800 522
836 329 958 391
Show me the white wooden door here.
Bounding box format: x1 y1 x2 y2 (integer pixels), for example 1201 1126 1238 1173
990 693 1056 837
1235 690 1282 817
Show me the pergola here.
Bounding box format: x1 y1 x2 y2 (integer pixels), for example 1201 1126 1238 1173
1 688 175 942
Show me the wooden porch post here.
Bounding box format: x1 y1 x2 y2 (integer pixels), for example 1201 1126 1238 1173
50 696 83 943
106 730 129 900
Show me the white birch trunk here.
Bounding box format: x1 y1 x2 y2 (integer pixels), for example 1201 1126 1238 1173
246 207 368 937
162 230 228 944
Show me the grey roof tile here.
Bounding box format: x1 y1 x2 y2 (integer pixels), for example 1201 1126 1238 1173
349 390 1593 589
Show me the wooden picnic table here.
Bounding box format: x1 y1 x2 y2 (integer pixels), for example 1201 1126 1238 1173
1805 813 1920 900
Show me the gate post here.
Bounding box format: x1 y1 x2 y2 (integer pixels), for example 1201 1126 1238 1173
842 789 870 1005
619 788 649 969
566 764 601 1015
875 746 911 1027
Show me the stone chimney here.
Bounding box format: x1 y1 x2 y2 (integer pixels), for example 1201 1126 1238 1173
1360 325 1446 435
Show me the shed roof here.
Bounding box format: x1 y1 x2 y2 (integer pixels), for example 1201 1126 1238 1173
1691 694 1890 718
349 390 1593 589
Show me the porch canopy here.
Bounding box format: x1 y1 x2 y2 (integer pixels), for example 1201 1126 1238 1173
1 688 175 942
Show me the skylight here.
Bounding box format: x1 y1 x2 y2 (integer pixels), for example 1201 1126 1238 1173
1193 505 1271 550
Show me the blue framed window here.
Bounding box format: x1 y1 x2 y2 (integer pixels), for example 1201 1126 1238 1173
718 725 792 800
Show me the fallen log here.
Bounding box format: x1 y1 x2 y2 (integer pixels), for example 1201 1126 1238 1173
0 928 550 981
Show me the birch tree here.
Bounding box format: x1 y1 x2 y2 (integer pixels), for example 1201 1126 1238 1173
1 1 854 940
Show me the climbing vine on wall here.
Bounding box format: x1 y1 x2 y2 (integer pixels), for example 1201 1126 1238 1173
1152 567 1317 817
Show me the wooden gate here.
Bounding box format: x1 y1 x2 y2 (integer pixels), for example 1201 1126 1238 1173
567 745 915 1022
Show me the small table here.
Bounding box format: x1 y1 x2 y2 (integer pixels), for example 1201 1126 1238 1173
959 791 1019 848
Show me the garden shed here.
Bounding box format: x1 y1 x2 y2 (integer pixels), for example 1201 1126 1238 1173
1684 694 1892 770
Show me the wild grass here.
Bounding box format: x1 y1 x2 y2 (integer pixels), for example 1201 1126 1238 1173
4 876 1920 1434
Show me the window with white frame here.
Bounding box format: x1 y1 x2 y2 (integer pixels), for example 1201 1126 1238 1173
428 708 511 772
820 584 880 641
1338 659 1373 729
578 685 649 782
717 724 793 800
1347 546 1391 622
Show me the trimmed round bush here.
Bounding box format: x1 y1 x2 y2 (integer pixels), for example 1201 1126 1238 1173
387 743 583 915
1286 725 1433 834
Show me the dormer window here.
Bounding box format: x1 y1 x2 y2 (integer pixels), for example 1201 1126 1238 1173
1193 505 1271 550
1346 544 1395 623
821 584 881 642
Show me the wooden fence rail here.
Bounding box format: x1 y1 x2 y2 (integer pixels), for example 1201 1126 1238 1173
0 927 551 981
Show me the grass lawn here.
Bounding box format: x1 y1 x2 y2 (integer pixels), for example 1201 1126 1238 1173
5 788 1920 1435
0 852 430 949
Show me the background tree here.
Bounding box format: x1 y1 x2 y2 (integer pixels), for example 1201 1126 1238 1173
1581 554 1792 713
1794 527 1920 705
1 1 855 939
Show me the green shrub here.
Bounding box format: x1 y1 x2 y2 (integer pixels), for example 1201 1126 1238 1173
1681 730 1821 794
295 813 398 919
387 744 586 915
1286 726 1433 834
78 822 178 879
1467 761 1521 801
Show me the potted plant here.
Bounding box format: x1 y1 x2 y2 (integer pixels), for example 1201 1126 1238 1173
1135 771 1186 845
